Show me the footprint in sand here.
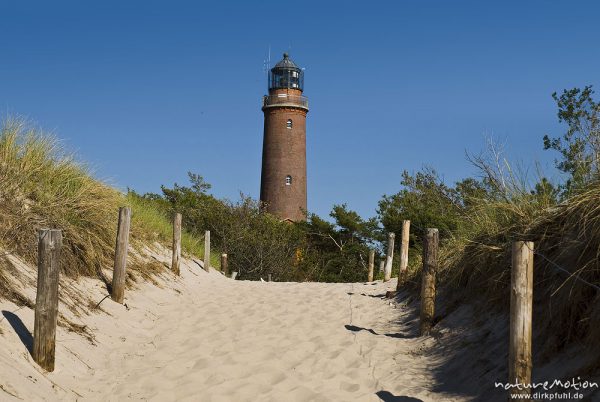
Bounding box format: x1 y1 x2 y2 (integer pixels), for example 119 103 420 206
339 381 360 392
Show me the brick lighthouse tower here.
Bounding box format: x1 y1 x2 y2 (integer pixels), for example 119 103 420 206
260 53 309 221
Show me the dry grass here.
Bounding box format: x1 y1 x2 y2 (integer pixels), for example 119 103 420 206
0 118 213 307
394 146 600 360
0 118 121 280
399 181 600 359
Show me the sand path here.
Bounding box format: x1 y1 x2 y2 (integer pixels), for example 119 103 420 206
1 255 472 401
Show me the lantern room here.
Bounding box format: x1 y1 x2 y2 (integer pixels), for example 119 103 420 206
268 53 304 91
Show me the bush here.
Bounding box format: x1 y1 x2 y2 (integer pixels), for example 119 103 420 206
138 175 380 282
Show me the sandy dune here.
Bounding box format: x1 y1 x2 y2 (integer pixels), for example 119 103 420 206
0 253 446 401
3 248 593 401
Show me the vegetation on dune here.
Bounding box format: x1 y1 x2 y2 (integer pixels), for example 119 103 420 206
126 192 219 267
299 205 379 282
0 116 374 291
0 119 210 306
0 119 121 279
133 174 379 282
380 86 600 361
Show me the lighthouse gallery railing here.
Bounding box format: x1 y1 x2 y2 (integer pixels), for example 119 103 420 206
262 94 309 110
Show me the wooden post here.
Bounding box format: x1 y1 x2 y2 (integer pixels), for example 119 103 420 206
171 213 182 275
384 232 395 282
396 220 410 290
508 241 534 398
379 260 384 273
367 250 375 282
231 272 238 280
268 273 272 282
203 230 211 272
33 229 62 372
111 207 131 304
221 253 228 276
419 228 438 336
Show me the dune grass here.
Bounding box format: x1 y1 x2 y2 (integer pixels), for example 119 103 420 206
0 118 121 279
398 171 600 360
442 184 600 353
0 118 217 305
128 193 221 268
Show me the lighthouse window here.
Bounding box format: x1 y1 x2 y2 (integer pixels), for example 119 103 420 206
285 175 292 186
286 119 293 129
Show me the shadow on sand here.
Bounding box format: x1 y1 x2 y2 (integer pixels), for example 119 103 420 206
344 324 416 339
375 390 424 402
346 289 510 400
2 310 33 353
361 292 388 298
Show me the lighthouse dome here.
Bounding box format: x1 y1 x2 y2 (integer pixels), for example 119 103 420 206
272 53 300 70
269 53 304 91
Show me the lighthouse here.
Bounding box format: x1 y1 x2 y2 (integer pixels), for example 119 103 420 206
260 53 309 222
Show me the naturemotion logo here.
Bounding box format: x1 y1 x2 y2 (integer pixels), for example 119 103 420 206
495 377 598 400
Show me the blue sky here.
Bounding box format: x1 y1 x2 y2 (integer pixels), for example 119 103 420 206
1 1 599 219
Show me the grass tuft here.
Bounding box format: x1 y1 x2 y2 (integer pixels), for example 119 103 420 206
0 118 216 306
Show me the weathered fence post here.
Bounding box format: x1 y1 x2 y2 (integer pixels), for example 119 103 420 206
33 229 62 372
508 241 534 398
231 272 238 280
221 253 228 276
367 250 375 282
396 220 410 291
171 213 182 275
384 232 395 282
419 228 438 336
111 207 131 304
204 230 211 272
379 259 384 274
268 273 272 282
